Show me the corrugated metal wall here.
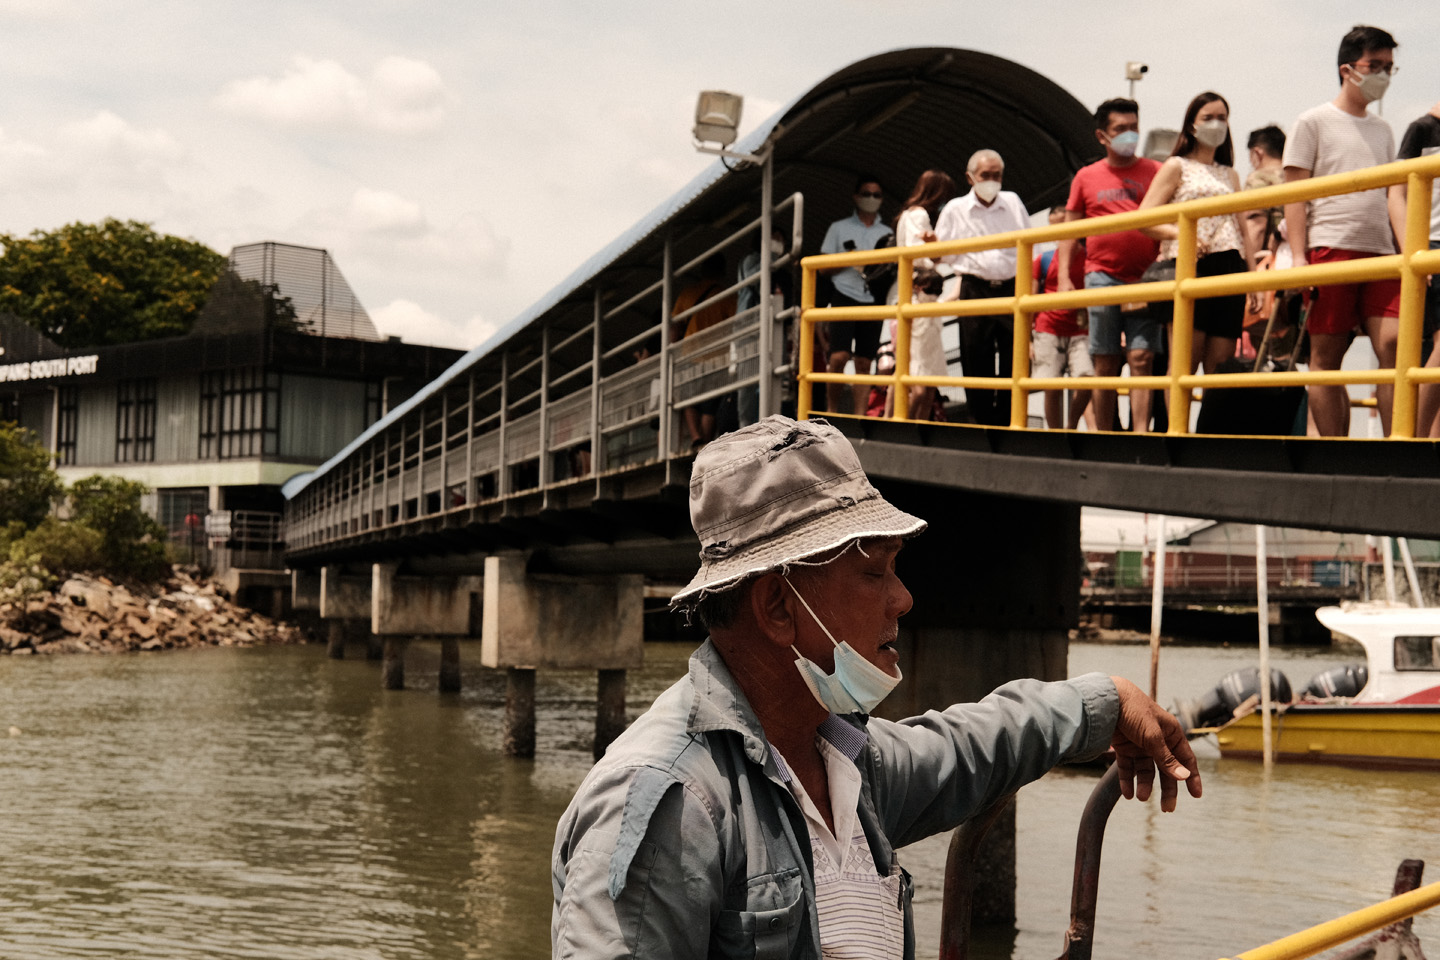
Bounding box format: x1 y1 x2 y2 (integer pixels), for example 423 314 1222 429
155 375 199 463
279 375 366 461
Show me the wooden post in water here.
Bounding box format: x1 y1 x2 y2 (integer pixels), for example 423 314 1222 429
1256 524 1273 768
326 620 346 660
504 668 537 757
382 638 408 690
594 669 627 760
439 637 462 693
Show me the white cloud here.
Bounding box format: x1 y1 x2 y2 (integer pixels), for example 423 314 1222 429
61 111 179 164
215 56 448 133
371 299 497 351
348 187 427 236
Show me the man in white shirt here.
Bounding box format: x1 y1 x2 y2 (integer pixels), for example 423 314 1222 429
1283 24 1404 437
934 150 1030 426
820 176 894 416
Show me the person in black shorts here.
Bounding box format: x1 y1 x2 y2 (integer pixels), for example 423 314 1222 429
819 175 893 415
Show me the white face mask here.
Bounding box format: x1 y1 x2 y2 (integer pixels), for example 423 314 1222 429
1108 130 1140 158
972 179 1002 203
1193 119 1229 149
770 239 785 256
784 576 901 716
1348 65 1391 103
856 195 883 215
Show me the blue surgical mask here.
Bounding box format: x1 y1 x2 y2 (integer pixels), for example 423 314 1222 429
785 577 901 715
1109 130 1140 158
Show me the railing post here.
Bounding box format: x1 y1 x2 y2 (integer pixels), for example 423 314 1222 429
591 287 603 483
1167 214 1198 435
498 351 511 496
758 150 777 418
539 322 552 485
465 372 475 503
1392 170 1433 439
1010 240 1034 429
894 253 913 420
798 261 816 420
659 239 674 456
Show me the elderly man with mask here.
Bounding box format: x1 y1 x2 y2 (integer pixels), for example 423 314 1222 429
551 416 1201 960
934 149 1031 426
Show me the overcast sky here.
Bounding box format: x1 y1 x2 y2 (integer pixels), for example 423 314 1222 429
1 1 1436 351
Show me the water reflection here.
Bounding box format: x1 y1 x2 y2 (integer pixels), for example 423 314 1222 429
0 640 1434 959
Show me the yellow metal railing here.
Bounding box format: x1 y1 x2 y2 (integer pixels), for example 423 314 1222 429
1218 879 1440 960
798 154 1440 437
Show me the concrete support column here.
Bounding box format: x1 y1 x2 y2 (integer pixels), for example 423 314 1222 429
594 668 627 759
365 632 383 661
482 555 643 757
291 569 321 613
504 667 537 757
382 638 409 690
439 637 462 693
326 619 346 659
872 480 1080 927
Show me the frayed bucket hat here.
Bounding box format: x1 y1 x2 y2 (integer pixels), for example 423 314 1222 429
670 416 926 610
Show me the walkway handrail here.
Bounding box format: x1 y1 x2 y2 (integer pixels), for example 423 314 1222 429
1219 878 1440 960
798 153 1440 436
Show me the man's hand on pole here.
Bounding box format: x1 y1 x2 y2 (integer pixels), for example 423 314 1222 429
1108 675 1203 812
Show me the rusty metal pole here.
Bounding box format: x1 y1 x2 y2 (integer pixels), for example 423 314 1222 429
594 668 627 760
504 667 537 758
939 795 1016 960
438 637 461 693
382 637 407 690
1056 766 1122 960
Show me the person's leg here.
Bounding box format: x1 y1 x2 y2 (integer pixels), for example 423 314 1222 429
1202 334 1235 374
1307 333 1352 436
1085 272 1123 431
1033 331 1064 428
825 314 857 414
684 406 704 446
851 355 873 415
826 349 852 415
991 312 1015 426
1124 312 1159 433
1421 332 1440 438
956 315 992 424
1361 312 1399 436
1066 334 1095 430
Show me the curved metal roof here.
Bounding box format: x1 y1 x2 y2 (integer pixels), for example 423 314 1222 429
286 46 1101 498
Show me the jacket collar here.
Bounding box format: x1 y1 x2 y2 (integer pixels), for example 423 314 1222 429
685 639 869 775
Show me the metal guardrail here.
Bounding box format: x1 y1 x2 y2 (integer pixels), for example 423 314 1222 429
798 154 1440 437
285 193 804 551
1222 875 1440 960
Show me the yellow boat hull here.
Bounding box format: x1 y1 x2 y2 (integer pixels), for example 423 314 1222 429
1216 706 1440 769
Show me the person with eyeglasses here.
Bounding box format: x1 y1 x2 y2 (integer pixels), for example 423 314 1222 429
1283 24 1404 437
819 175 893 416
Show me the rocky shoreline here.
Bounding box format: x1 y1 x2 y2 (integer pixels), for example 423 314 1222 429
0 568 307 655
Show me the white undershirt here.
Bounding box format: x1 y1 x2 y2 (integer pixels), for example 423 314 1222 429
774 739 905 960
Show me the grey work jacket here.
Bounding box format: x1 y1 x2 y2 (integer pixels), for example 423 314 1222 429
551 641 1118 960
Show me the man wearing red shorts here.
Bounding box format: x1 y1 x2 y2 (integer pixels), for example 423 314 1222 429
1283 24 1404 436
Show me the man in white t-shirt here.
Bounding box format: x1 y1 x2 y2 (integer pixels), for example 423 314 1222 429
1283 24 1404 437
934 150 1030 426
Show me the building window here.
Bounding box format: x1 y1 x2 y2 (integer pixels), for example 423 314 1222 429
56 387 78 466
116 378 157 463
366 380 383 425
0 393 18 424
199 368 279 459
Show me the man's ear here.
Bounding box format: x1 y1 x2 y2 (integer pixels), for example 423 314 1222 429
749 573 797 649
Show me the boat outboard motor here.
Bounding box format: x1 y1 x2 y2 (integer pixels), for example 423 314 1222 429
1175 666 1293 732
1301 663 1368 699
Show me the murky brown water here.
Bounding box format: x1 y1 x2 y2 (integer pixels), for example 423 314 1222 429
0 639 1434 959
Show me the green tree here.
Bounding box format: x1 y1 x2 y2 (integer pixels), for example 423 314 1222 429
68 475 170 581
0 422 62 529
0 218 226 347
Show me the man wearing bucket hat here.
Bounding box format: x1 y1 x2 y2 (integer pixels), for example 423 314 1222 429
551 416 1200 960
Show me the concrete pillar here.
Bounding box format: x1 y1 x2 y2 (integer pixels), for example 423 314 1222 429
504 667 537 757
382 638 408 690
872 480 1079 926
321 566 371 621
371 562 482 636
439 637 462 693
365 632 383 661
291 569 321 613
326 619 346 659
594 668 627 759
482 555 644 756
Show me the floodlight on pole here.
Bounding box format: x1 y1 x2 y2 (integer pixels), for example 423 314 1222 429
692 90 765 164
1125 61 1149 100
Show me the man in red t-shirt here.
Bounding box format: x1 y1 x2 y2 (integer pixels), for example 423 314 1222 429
1056 98 1161 433
1032 217 1095 429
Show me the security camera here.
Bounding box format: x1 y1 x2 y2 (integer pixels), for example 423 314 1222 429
1125 62 1149 82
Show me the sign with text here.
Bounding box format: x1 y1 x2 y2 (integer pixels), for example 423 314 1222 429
0 355 100 383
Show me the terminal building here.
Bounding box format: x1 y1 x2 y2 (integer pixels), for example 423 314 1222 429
0 241 463 588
